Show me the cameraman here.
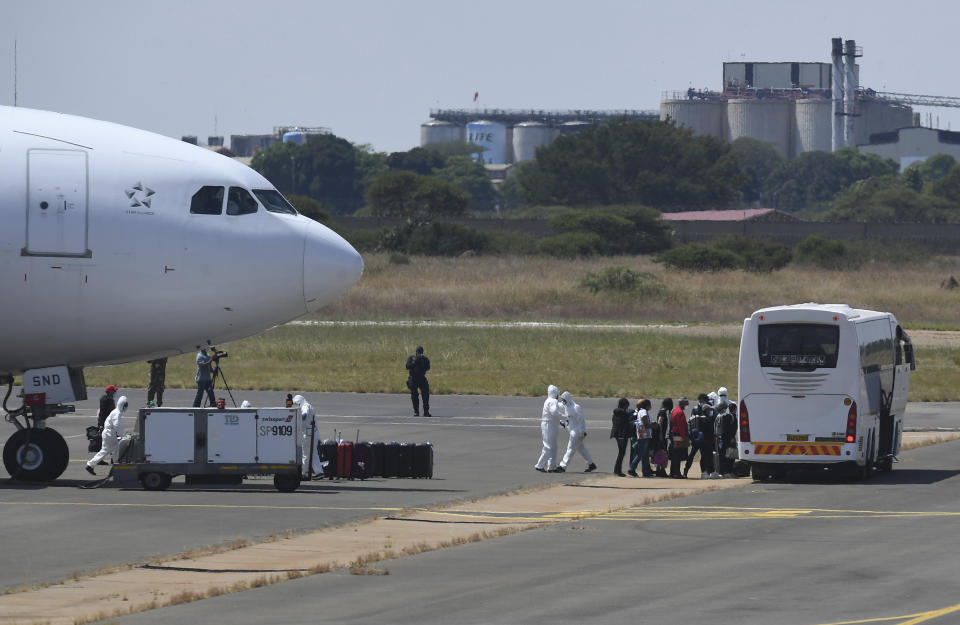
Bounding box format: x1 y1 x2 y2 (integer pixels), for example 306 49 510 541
192 347 217 407
405 346 431 417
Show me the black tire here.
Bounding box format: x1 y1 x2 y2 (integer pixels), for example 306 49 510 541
3 428 70 482
140 472 172 491
877 456 894 472
751 463 771 481
274 473 300 492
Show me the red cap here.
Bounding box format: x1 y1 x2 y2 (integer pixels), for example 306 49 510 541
105 385 119 393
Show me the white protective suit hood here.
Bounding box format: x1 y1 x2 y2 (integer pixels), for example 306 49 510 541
116 396 128 412
240 400 252 408
560 391 572 404
707 391 718 406
292 394 305 407
547 385 559 399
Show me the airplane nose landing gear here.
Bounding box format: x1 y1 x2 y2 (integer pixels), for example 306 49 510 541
3 428 70 482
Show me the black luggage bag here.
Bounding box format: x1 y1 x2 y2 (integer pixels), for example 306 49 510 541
412 442 433 478
383 441 400 478
369 441 385 477
316 439 338 479
397 442 414 478
353 441 375 480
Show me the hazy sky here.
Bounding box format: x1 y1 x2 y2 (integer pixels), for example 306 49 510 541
3 0 960 153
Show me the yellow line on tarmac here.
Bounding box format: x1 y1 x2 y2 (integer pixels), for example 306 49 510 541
817 601 960 624
0 500 406 512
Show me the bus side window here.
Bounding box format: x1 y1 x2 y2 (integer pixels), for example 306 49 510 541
227 187 259 215
190 186 224 215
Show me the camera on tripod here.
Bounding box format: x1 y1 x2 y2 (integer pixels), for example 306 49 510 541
211 348 228 362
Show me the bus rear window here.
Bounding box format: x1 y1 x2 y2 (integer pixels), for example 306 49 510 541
758 324 840 369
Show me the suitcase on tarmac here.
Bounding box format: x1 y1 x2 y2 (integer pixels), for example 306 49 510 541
383 441 400 478
317 439 338 479
397 442 414 478
353 441 374 480
369 441 385 477
412 442 434 478
336 441 354 479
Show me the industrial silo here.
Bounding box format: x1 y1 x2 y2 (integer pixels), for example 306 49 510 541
282 131 307 145
559 120 593 135
660 99 724 140
792 98 832 156
466 119 508 164
420 120 465 147
512 121 557 162
725 99 792 159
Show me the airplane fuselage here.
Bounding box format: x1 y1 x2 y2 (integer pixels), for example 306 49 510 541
0 106 363 376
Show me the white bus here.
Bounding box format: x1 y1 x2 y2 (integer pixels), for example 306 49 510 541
738 304 915 480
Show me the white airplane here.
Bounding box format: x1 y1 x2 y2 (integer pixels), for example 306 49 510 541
0 105 364 481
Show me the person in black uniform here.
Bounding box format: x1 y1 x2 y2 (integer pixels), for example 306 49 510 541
147 358 167 407
406 346 431 417
610 398 634 477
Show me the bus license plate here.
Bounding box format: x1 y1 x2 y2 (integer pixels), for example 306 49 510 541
786 434 809 442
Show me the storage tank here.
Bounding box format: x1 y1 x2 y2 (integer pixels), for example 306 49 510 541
660 100 724 139
793 98 832 155
512 121 557 162
558 120 592 136
466 120 507 164
420 119 464 147
282 131 306 145
725 99 792 159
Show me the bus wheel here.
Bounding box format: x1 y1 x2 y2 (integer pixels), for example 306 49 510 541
751 464 772 481
876 456 893 472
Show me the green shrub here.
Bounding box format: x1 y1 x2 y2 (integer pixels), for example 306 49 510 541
714 236 792 272
288 194 331 224
343 229 381 252
655 244 741 271
406 222 491 256
794 235 857 270
538 232 603 258
579 266 665 297
487 231 539 255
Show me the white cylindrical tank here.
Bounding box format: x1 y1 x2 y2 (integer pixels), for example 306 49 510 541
793 98 832 155
420 120 465 147
725 99 792 159
511 121 557 162
466 120 507 164
282 131 306 145
660 99 724 139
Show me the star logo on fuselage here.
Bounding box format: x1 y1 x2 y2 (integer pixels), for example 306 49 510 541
125 182 156 208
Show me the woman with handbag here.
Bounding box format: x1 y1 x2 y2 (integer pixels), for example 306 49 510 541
650 398 672 477
610 398 634 477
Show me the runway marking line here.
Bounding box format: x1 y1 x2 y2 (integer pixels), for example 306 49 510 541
818 601 960 624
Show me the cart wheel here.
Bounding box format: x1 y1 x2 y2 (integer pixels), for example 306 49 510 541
140 472 171 491
274 473 300 492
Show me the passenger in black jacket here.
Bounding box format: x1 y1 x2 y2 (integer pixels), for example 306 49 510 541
610 398 634 477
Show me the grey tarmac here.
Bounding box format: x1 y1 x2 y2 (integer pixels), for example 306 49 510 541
1 390 959 624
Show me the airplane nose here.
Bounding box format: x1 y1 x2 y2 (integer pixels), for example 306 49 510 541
302 220 364 313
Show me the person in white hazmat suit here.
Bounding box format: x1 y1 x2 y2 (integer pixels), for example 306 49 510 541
557 391 597 473
292 395 320 478
535 385 564 472
86 395 128 475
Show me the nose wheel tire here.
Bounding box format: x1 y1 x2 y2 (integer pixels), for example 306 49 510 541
3 428 69 482
273 473 300 492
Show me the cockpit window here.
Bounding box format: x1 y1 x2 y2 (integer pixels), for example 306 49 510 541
190 186 224 215
253 189 298 215
227 187 259 215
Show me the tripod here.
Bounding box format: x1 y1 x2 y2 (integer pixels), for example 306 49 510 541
207 361 238 408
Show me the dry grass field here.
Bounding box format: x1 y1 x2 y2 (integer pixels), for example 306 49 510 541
85 253 960 400
320 253 960 326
